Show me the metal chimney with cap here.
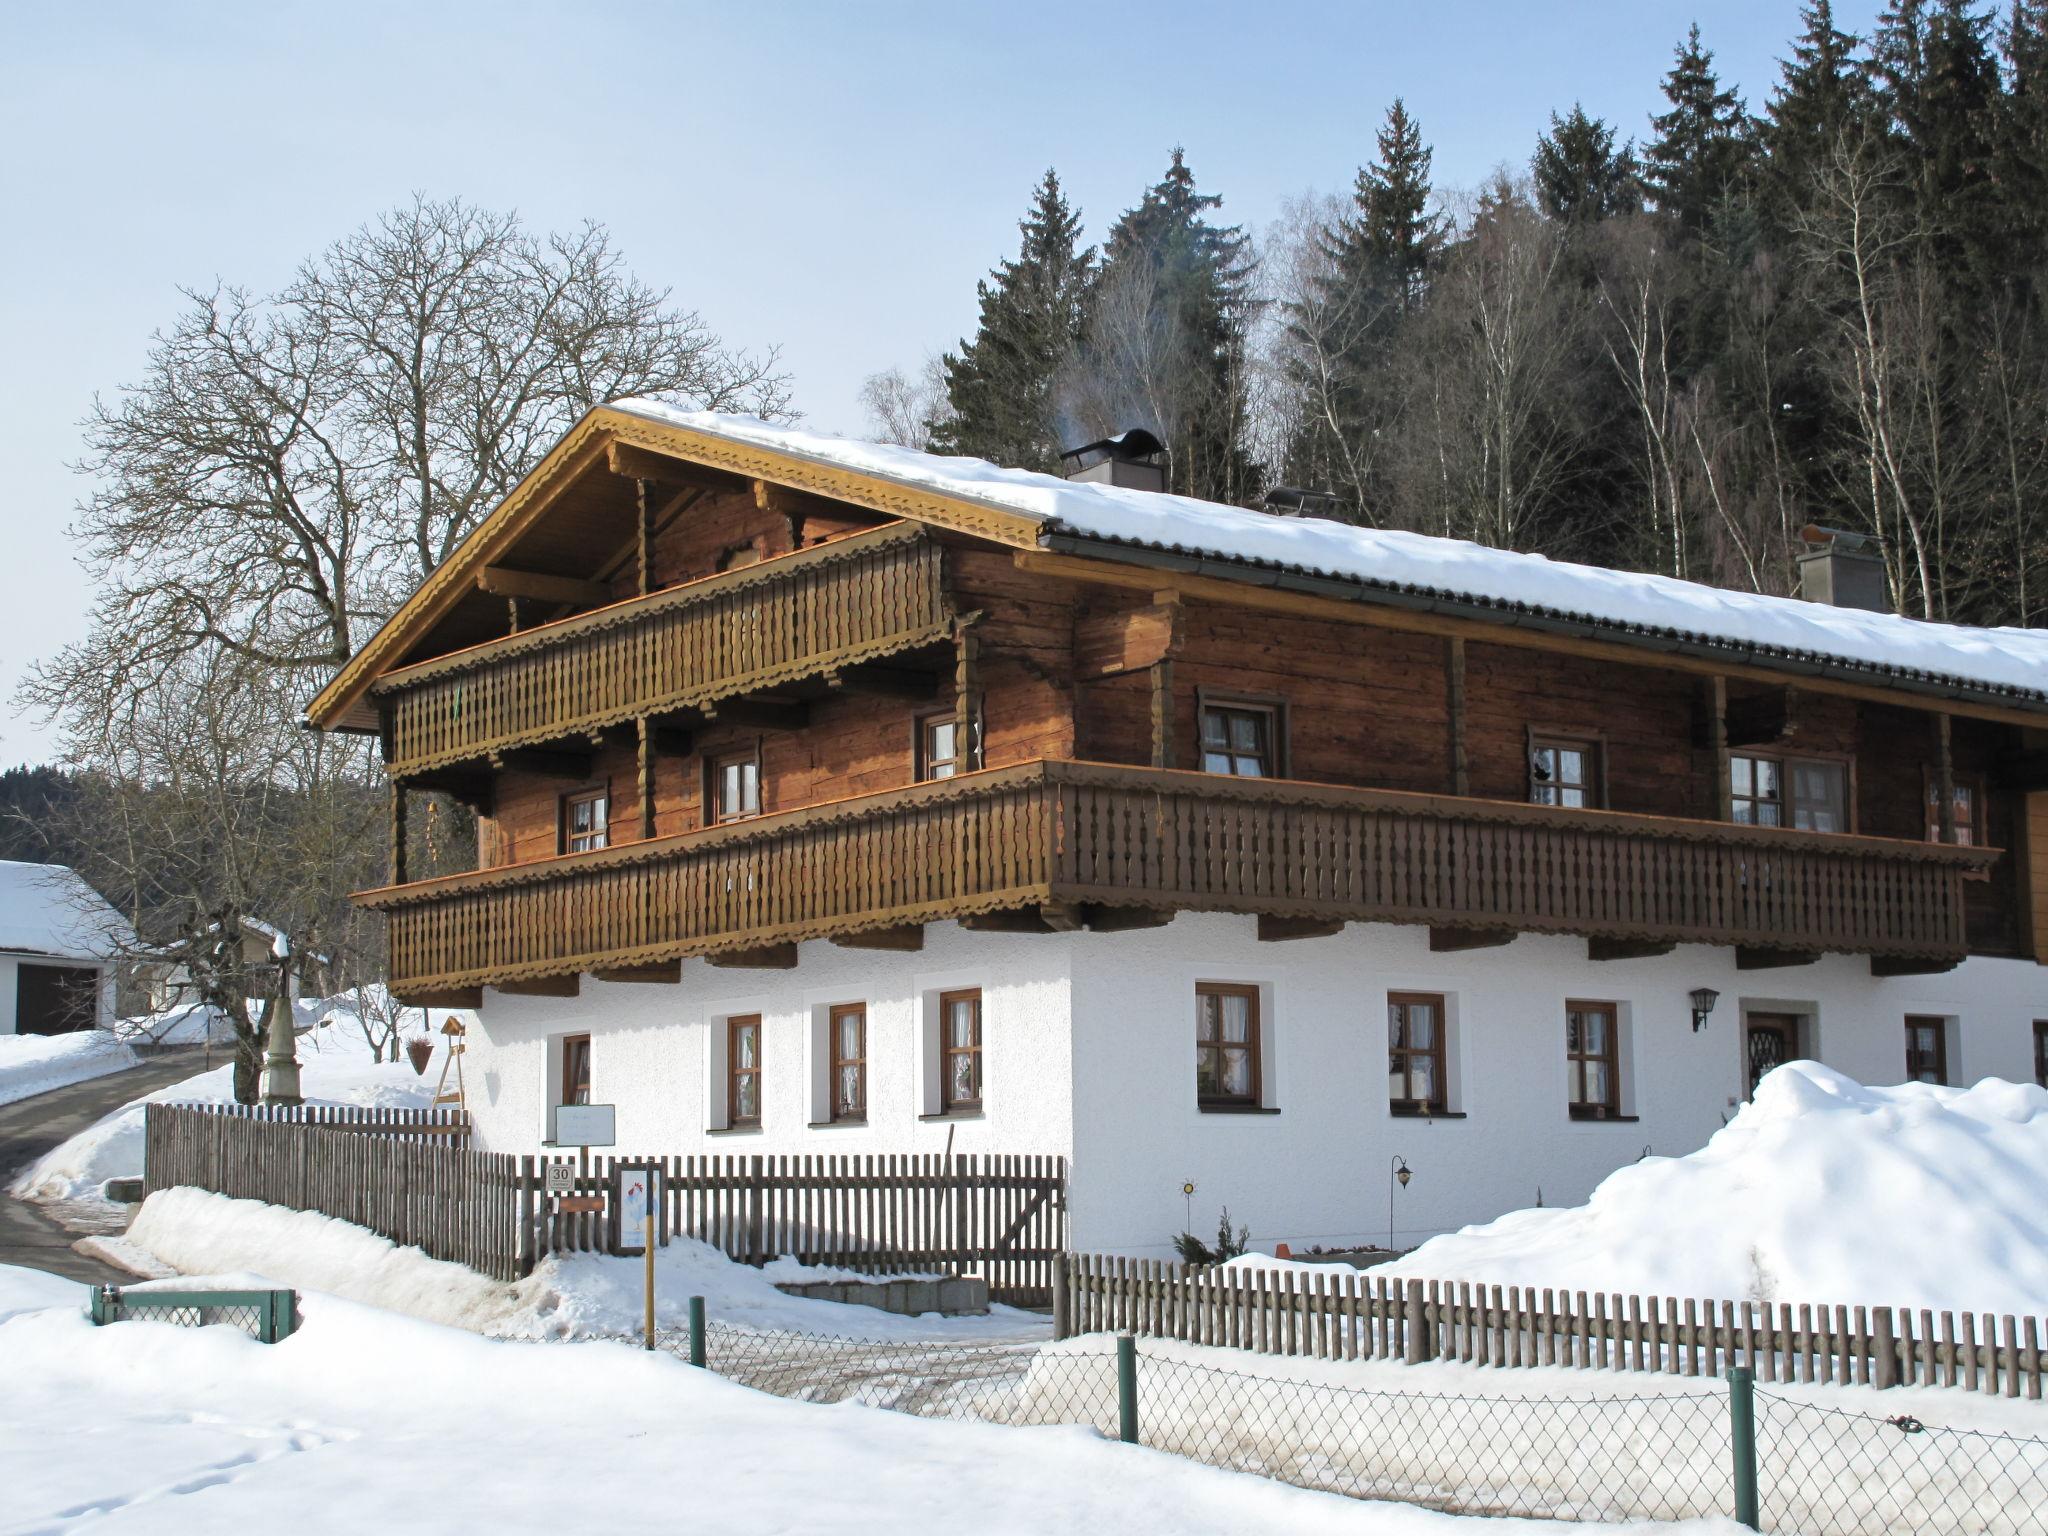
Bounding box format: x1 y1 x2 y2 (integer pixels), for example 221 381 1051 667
1059 429 1167 492
1795 525 1890 613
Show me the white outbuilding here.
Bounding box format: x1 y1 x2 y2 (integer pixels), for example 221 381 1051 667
0 861 133 1035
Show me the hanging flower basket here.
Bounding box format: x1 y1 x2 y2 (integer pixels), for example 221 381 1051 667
405 1037 435 1076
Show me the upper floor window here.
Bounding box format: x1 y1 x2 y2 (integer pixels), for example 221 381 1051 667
1200 701 1280 778
918 712 962 781
1388 992 1447 1115
561 1034 592 1106
1925 773 1983 845
1530 734 1602 809
728 1015 762 1127
1565 1002 1619 1118
1730 754 1847 833
561 788 610 854
710 749 761 824
1904 1015 1948 1085
940 989 982 1113
829 1003 866 1123
1195 983 1261 1108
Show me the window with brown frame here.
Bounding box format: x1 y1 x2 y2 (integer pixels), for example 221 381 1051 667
829 1003 866 1123
1199 700 1280 778
560 1034 592 1107
917 712 963 782
939 989 982 1113
1388 992 1447 1115
1529 734 1603 809
1924 773 1984 846
708 749 761 825
561 787 610 854
1565 1002 1619 1118
2035 1021 2048 1090
1195 983 1261 1107
1905 1015 1948 1085
1729 753 1848 832
727 1015 762 1127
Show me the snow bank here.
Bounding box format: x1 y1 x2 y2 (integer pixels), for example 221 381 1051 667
0 1029 137 1107
612 402 2048 704
9 1016 439 1204
123 1188 1046 1343
4 1264 1512 1536
1377 1063 2048 1315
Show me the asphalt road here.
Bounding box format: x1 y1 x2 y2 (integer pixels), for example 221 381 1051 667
0 1046 212 1283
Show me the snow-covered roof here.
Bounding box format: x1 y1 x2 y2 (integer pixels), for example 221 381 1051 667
612 400 2048 711
0 861 134 963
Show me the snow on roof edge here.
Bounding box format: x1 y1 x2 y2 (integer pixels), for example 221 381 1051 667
608 400 2048 709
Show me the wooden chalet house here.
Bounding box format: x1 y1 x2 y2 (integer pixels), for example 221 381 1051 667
308 401 2048 1253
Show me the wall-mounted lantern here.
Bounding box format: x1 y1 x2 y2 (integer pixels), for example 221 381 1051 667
1689 987 1721 1033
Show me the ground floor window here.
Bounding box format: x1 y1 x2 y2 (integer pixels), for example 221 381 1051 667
940 989 981 1113
1904 1015 1948 1085
728 1015 762 1126
1387 992 1446 1115
1195 983 1261 1108
560 1034 592 1106
829 1003 866 1123
1565 1001 1619 1118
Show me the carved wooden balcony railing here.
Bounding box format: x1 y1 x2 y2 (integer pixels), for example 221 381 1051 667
359 760 1996 995
374 522 952 778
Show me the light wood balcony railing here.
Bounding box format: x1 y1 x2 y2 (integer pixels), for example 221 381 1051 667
375 522 952 778
359 761 1996 995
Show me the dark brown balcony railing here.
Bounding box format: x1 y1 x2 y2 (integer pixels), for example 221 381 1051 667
375 522 952 778
359 761 1995 995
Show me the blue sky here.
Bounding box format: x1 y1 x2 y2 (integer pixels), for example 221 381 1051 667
0 0 1886 764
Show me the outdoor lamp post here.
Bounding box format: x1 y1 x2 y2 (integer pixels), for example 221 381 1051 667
1387 1155 1412 1253
1689 987 1721 1033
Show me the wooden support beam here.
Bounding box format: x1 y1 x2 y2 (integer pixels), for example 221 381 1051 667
636 717 657 840
494 974 581 997
1445 636 1469 797
1870 954 1961 977
591 960 682 984
1706 677 1733 821
608 439 739 489
1429 926 1515 952
955 623 983 771
1257 914 1345 942
1039 900 1085 932
1084 905 1174 933
392 986 483 1010
1587 937 1677 962
1933 712 1957 844
704 943 800 969
594 484 703 587
476 566 612 607
829 925 925 952
388 781 408 887
1735 946 1821 971
1150 658 1175 770
636 477 656 598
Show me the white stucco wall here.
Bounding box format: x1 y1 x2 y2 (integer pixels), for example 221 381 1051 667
1065 917 2048 1256
464 923 1075 1165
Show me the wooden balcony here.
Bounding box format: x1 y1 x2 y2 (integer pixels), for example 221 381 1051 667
359 761 1997 996
375 522 953 778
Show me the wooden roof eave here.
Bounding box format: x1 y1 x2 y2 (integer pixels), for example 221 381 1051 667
303 406 1045 733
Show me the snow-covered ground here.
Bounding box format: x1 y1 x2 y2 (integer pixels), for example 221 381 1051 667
6 1264 1734 1536
1357 1064 2048 1317
121 1187 1047 1342
0 1030 138 1107
10 1000 446 1210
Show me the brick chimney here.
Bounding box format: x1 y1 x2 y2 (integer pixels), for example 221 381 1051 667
1796 525 1890 613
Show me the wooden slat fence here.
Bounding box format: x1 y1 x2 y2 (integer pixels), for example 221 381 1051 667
176 1102 473 1144
520 1151 1067 1307
1056 1254 2047 1399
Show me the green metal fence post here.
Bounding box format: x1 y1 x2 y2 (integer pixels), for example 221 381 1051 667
1727 1365 1759 1530
1117 1334 1139 1445
87 1285 113 1326
688 1295 706 1368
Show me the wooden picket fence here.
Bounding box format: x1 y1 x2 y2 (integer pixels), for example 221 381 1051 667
1055 1254 2048 1398
145 1104 522 1278
522 1151 1068 1307
142 1105 1067 1302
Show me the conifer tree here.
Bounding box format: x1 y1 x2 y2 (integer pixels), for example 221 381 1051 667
1338 99 1447 310
1872 0 2004 268
1998 0 2048 256
1762 0 1875 213
1532 105 1642 224
930 170 1094 472
1642 24 1756 234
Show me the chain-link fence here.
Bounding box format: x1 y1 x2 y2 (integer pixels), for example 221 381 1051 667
626 1313 2048 1534
86 1285 298 1343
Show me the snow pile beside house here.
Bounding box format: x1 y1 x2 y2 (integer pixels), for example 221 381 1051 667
8 1013 444 1204
0 1030 138 1108
1 1265 1430 1536
120 1187 1045 1342
1374 1063 2048 1315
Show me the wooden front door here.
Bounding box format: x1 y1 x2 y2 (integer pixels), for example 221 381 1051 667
1744 1013 1800 1098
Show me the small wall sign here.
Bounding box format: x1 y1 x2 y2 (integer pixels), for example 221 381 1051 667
547 1103 617 1147
544 1162 576 1195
